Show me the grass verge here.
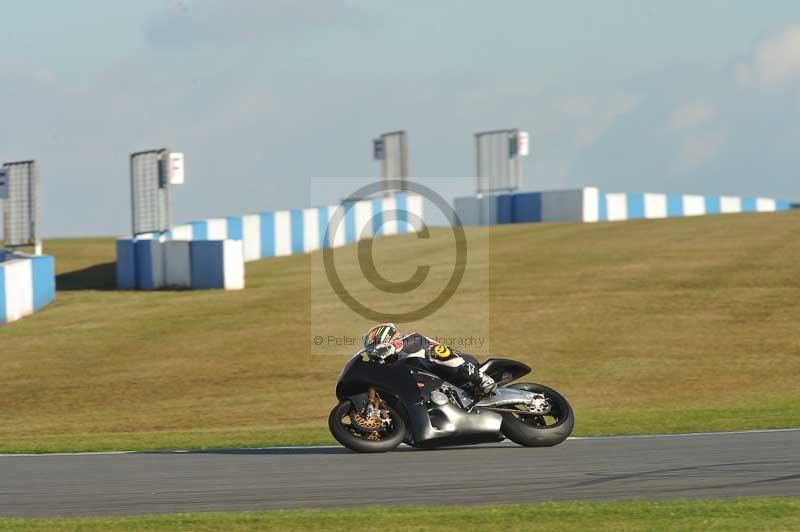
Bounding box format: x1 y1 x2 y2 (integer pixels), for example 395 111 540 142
1 498 799 531
2 212 800 452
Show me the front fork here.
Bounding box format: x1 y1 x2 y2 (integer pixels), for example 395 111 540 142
366 386 381 418
368 386 380 407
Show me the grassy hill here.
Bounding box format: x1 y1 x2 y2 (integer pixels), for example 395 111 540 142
1 211 799 452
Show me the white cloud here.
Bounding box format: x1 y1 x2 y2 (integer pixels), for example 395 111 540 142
440 80 639 187
144 0 361 49
666 102 722 174
668 102 716 131
572 93 639 149
675 130 727 173
736 25 800 88
571 24 800 195
7 12 800 237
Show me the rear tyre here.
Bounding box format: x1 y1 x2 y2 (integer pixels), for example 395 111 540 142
500 382 574 447
328 400 406 453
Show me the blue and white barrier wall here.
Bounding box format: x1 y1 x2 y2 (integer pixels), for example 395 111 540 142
454 187 792 226
116 238 244 290
0 250 56 325
600 193 790 221
117 193 424 290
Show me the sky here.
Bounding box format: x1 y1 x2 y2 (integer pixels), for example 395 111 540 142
2 0 800 237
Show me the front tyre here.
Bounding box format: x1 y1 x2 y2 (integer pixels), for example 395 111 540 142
328 400 406 453
500 382 574 447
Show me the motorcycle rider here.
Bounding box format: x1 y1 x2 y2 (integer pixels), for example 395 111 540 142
362 323 496 397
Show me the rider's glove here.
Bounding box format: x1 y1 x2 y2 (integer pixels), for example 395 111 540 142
459 362 482 385
479 373 497 396
373 342 396 361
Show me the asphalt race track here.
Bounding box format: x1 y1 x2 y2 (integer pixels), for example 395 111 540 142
1 429 799 517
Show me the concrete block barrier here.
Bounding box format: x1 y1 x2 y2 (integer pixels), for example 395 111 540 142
0 250 55 325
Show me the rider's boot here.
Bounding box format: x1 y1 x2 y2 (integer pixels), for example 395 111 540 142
458 362 496 399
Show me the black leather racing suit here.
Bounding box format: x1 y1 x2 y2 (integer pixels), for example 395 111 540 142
392 333 493 395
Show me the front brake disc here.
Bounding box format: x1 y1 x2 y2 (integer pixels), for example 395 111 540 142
352 412 384 433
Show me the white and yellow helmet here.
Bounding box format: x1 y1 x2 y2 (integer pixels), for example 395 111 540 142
363 323 399 349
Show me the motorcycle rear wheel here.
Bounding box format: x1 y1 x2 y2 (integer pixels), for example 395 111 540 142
328 400 406 453
499 382 574 447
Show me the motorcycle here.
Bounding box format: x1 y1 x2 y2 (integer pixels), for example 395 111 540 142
328 346 574 453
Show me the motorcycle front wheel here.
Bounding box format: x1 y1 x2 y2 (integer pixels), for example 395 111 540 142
328 400 406 453
499 382 574 447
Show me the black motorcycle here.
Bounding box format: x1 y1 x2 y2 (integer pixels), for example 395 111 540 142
328 346 574 452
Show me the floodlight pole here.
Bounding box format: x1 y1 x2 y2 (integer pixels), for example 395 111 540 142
163 151 174 234
373 130 409 196
129 153 136 238
513 129 522 191
474 129 529 195
129 148 183 236
1 160 42 255
474 133 482 197
32 161 41 255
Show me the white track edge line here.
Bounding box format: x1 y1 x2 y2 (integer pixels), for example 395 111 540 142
1 427 798 458
566 427 800 440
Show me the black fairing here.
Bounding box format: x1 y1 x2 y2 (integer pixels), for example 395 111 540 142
336 354 504 446
336 354 433 405
479 358 531 384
